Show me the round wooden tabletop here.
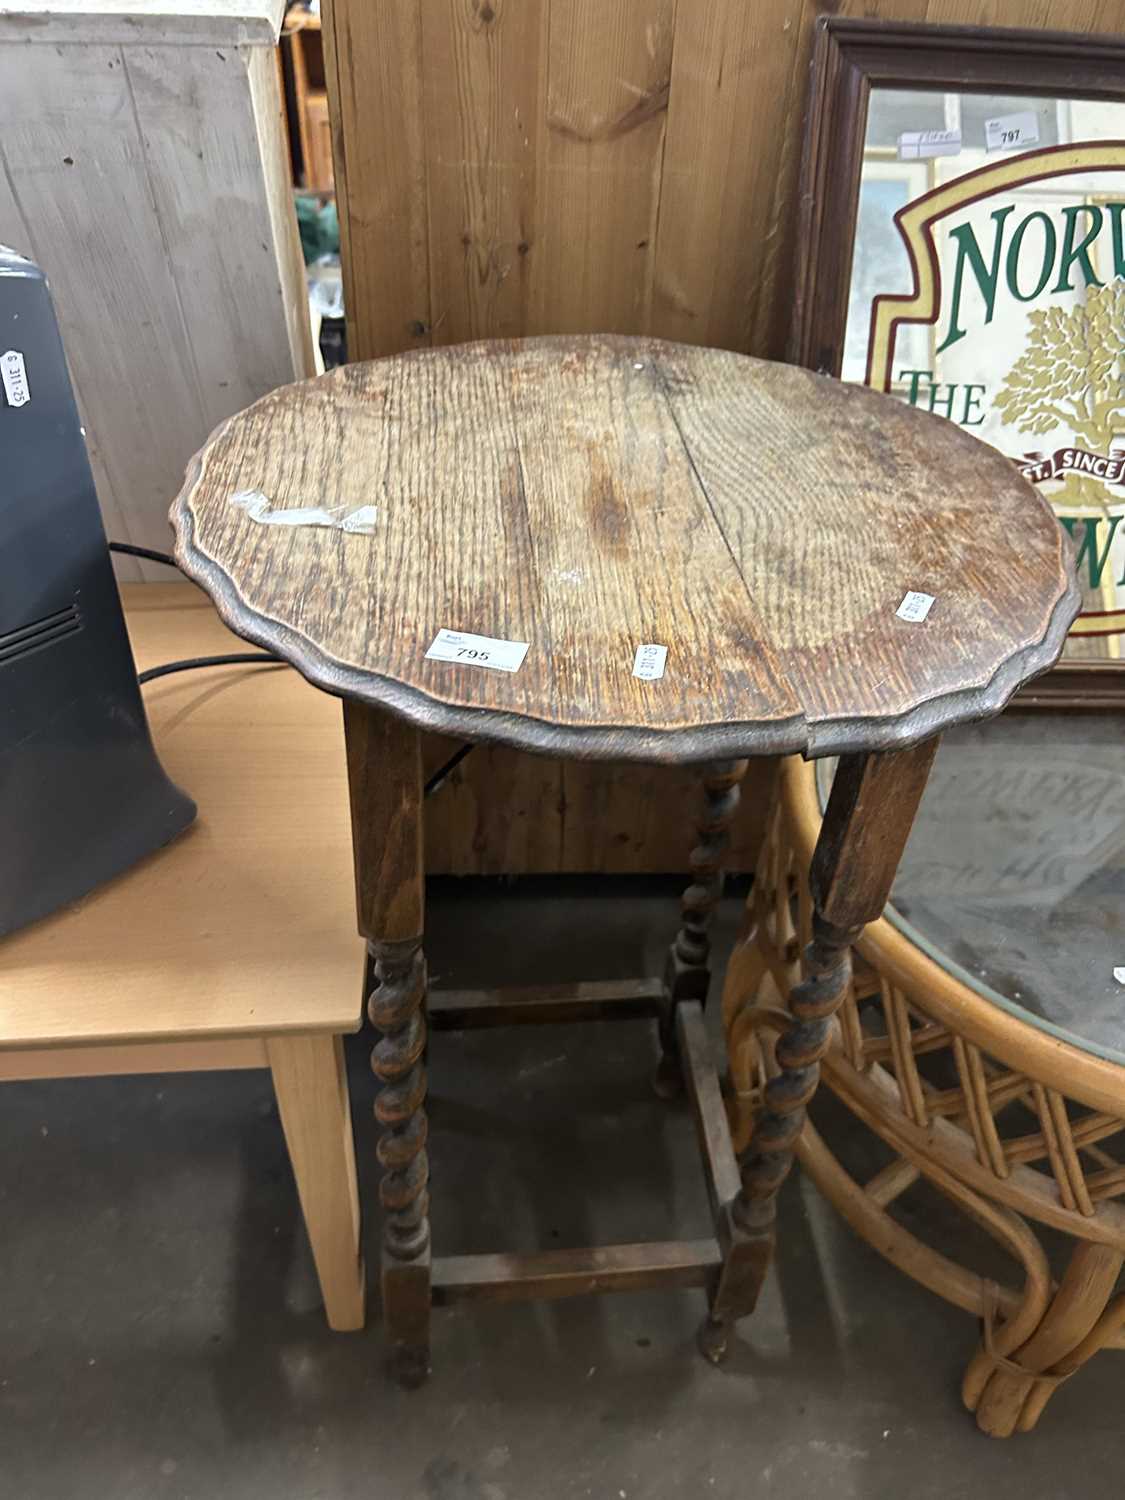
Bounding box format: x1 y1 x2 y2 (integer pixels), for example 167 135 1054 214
171 335 1079 764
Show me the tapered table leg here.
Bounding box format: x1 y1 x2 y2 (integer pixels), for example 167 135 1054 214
343 699 431 1387
700 739 939 1362
267 1032 366 1332
656 759 749 1098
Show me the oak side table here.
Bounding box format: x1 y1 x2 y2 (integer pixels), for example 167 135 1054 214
171 334 1079 1386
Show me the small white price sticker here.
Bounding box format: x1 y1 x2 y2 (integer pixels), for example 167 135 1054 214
985 110 1039 153
898 128 961 160
897 591 935 623
1 349 29 408
632 643 668 681
425 627 528 674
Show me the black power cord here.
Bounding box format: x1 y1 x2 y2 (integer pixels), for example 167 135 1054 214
110 539 285 683
137 652 281 685
423 742 474 798
108 541 180 568
108 539 474 797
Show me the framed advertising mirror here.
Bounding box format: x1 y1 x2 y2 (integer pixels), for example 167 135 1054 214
792 19 1125 704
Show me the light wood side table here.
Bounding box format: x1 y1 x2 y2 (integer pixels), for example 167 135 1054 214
171 333 1078 1384
0 583 365 1332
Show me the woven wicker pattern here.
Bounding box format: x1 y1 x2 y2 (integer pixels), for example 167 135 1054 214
723 772 1125 1437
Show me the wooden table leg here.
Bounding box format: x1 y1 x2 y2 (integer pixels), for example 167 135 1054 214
700 739 938 1362
267 1032 366 1332
343 699 431 1387
656 759 748 1097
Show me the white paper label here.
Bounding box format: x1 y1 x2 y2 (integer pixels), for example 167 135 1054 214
1114 967 1125 987
985 111 1039 153
897 591 935 623
425 628 528 674
1 349 29 407
898 128 961 160
632 643 668 680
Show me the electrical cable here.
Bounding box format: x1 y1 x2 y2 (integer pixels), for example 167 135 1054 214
108 541 179 568
111 539 476 794
110 537 286 682
137 652 282 685
424 742 474 798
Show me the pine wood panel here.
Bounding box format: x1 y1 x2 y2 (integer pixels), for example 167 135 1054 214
924 0 1070 22
654 3 789 349
0 2 282 46
322 0 1125 871
418 0 547 345
532 0 675 335
0 43 207 581
555 757 773 874
0 9 308 580
325 0 1036 365
249 43 319 381
420 742 769 875
321 0 430 358
129 42 311 433
172 334 1077 761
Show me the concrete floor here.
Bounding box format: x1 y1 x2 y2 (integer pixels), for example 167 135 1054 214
2 878 1121 1500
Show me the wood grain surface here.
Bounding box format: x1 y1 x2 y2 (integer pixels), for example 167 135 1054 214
172 335 1079 763
323 1 1125 368
320 0 1124 869
0 25 309 580
1 583 362 1049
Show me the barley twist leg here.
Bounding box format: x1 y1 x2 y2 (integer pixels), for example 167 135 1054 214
733 914 861 1215
343 699 431 1387
370 939 430 1263
700 742 938 1363
656 759 748 1098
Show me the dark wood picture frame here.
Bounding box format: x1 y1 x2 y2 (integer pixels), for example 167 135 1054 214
790 17 1125 708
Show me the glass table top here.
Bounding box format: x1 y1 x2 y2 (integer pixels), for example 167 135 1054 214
818 710 1125 1064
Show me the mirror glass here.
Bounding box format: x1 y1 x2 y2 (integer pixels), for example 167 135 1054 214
844 88 1125 662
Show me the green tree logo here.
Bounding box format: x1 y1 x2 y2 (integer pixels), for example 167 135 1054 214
994 279 1125 505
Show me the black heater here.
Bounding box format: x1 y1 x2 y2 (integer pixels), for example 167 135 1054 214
0 245 195 937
